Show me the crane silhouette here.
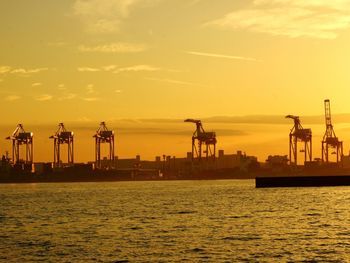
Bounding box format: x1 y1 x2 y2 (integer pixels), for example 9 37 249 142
184 119 217 162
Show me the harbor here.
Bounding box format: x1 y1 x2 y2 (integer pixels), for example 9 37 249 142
2 100 350 186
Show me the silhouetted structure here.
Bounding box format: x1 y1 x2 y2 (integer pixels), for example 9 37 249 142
322 99 343 163
93 122 115 169
286 115 312 165
6 124 33 165
184 119 217 161
49 123 74 167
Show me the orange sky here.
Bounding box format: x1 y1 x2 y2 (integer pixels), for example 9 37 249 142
1 1 350 162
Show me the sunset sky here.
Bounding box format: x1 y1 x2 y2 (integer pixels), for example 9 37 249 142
1 0 350 162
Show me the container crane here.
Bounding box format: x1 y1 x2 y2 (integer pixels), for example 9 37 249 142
286 115 312 165
184 119 217 161
49 123 74 168
322 99 343 163
6 124 33 165
93 122 115 169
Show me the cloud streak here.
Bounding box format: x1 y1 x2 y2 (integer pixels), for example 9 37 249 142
35 94 53 101
4 95 21 101
77 65 118 73
113 65 160 73
78 67 101 72
186 51 258 62
0 66 48 75
86 84 95 94
82 97 100 102
78 43 146 53
78 64 159 74
208 0 350 39
58 93 77 101
0 66 11 74
11 68 48 74
146 77 207 87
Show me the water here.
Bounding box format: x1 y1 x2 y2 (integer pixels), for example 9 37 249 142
1 180 349 262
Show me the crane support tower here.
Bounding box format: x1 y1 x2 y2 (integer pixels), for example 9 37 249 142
50 123 74 168
286 115 312 165
93 122 115 169
6 124 33 165
322 99 343 163
184 119 217 161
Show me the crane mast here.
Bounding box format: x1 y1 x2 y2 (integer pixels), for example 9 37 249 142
322 99 343 163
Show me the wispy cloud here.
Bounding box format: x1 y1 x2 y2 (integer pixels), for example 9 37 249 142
0 66 11 74
77 116 92 122
82 97 100 102
35 94 53 101
103 65 117 71
116 127 246 137
114 65 160 73
77 65 118 72
78 43 146 53
146 77 207 87
0 66 48 75
32 82 42 87
78 64 163 74
78 67 101 72
11 68 48 74
186 51 258 62
58 93 77 101
73 0 158 33
4 95 21 101
58 84 66 90
86 84 95 94
207 0 350 39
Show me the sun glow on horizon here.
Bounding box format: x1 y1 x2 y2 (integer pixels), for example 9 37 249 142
1 0 350 161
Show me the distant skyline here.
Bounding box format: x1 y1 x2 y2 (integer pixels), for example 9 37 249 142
1 0 350 161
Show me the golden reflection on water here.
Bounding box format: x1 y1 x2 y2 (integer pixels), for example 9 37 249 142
1 180 350 262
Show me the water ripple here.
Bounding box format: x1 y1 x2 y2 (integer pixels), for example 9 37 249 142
1 180 350 262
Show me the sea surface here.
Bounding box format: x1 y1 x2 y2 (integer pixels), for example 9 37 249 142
0 180 349 262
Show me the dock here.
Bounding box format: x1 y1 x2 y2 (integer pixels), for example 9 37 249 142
256 175 350 188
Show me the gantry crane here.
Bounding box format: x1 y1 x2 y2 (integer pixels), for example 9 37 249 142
184 119 217 161
49 123 74 167
6 124 33 165
322 99 343 163
93 122 115 169
286 115 312 165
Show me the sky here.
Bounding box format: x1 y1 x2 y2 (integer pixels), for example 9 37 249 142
1 0 350 162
